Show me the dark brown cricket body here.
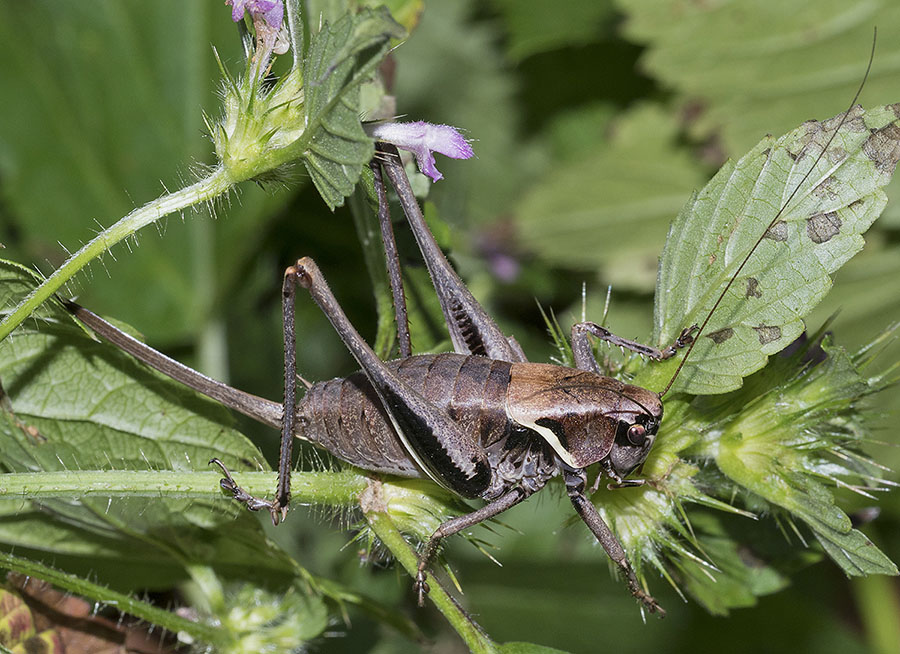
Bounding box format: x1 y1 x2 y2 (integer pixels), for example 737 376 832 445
300 354 554 498
299 353 663 499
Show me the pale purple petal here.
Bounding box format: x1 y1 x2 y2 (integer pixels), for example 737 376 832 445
228 1 246 22
369 121 474 182
226 0 283 30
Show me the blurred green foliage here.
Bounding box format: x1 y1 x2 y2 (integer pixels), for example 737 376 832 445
1 1 900 653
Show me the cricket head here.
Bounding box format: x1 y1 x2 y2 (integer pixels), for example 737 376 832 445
604 389 662 479
506 363 663 477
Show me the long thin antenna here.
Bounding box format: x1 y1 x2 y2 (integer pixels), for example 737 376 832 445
660 29 877 398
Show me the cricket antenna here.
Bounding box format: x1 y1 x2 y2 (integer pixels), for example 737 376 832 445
659 29 877 399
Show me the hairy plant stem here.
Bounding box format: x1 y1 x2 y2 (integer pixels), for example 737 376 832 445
364 501 498 654
0 167 231 342
0 549 225 646
0 469 367 505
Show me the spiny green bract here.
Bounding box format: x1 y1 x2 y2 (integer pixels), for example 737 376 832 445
596 329 898 614
211 584 328 654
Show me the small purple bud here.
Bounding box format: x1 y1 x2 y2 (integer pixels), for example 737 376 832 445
369 121 474 181
226 1 288 59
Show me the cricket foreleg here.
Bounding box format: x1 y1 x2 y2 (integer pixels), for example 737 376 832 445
376 143 526 363
571 321 697 374
563 468 664 616
414 487 530 606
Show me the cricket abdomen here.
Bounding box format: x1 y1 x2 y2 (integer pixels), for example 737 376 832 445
299 370 421 477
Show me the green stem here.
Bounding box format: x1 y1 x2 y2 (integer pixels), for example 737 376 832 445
0 549 226 646
365 505 497 654
0 469 368 506
0 167 232 342
852 572 900 654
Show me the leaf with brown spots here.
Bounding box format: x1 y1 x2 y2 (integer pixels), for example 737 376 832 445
639 105 900 394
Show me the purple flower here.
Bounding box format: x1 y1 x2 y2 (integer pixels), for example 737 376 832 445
226 1 288 60
226 0 283 29
369 121 474 181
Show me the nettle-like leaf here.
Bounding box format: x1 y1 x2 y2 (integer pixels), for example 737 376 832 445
617 0 900 160
637 104 900 395
301 8 405 208
597 105 900 610
608 330 898 612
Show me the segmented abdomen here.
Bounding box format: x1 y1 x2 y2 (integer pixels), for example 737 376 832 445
297 353 513 478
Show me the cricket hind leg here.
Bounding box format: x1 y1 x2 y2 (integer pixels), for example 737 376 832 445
286 257 494 499
65 298 296 525
570 321 697 374
374 143 527 363
563 468 665 616
370 157 412 359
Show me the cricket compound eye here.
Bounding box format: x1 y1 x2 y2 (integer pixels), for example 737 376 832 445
626 423 647 446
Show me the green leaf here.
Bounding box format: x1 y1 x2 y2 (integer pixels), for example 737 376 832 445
617 0 900 269
813 514 898 577
301 8 404 209
492 0 617 60
307 0 424 33
514 104 708 290
618 0 900 159
703 337 898 577
674 512 789 615
644 104 900 394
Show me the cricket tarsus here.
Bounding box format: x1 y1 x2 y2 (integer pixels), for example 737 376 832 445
572 321 697 374
660 30 877 397
210 457 288 524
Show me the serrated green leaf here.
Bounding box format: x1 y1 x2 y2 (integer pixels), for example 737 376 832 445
644 104 900 394
618 0 900 158
702 337 898 578
301 8 404 209
618 0 900 236
816 528 899 576
775 472 897 576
